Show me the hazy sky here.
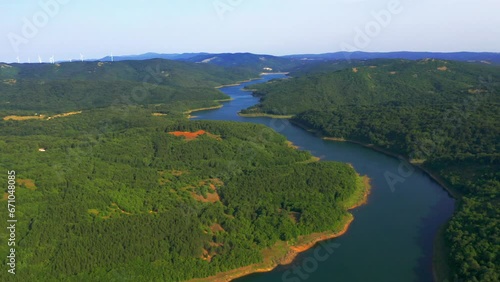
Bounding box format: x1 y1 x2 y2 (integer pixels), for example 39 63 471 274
1 0 499 62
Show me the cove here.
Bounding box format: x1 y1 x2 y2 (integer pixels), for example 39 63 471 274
192 74 455 282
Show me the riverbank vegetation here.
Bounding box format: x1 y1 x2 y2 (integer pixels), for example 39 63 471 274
245 59 500 281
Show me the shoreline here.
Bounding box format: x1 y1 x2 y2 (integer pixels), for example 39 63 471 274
184 105 224 119
259 72 290 75
277 119 457 281
316 137 458 282
214 77 261 89
433 221 453 282
321 137 460 199
211 79 456 281
238 112 293 119
187 175 371 282
214 73 289 89
289 120 459 199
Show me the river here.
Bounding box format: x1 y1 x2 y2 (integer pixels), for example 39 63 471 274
192 74 455 282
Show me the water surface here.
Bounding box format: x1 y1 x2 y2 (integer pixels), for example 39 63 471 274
193 74 455 282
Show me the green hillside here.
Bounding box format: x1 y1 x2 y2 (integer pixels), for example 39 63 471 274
0 61 364 281
0 59 257 114
244 59 500 281
242 59 500 115
0 108 363 281
1 59 255 87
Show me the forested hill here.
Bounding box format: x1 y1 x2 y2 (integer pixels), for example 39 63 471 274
181 53 304 72
0 59 255 87
243 59 500 281
0 59 257 114
284 51 500 64
0 107 364 281
98 52 308 73
0 58 367 281
242 59 500 115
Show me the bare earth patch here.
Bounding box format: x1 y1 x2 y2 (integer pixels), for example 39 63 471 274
3 79 17 85
352 68 358 73
286 141 299 149
88 209 100 216
191 190 221 203
437 66 448 71
3 111 82 121
47 111 82 120
201 249 213 262
169 130 221 141
210 223 225 233
468 89 486 94
190 179 223 203
3 115 46 121
17 179 37 190
192 193 220 203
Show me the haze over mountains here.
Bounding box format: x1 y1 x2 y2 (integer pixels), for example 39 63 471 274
97 51 500 65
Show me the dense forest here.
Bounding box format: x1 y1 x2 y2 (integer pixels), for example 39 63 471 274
0 61 364 281
242 59 500 115
0 59 258 114
245 59 500 281
0 59 256 87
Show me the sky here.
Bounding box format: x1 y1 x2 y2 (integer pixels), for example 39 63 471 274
1 0 499 63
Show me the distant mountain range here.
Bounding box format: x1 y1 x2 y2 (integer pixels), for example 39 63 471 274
283 51 500 63
100 52 210 62
100 52 306 72
98 51 500 65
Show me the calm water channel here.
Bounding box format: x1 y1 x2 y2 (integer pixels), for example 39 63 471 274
193 74 455 282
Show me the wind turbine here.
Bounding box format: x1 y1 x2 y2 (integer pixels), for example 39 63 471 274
16 56 20 64
38 55 42 63
80 53 84 62
28 57 31 64
111 52 114 62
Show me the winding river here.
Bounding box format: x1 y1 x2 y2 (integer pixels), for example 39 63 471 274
193 74 455 282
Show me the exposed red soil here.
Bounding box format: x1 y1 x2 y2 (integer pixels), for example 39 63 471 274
17 179 36 190
210 223 225 233
169 130 207 140
169 130 221 141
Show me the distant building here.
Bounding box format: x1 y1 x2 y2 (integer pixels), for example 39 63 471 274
38 148 46 152
263 67 273 71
